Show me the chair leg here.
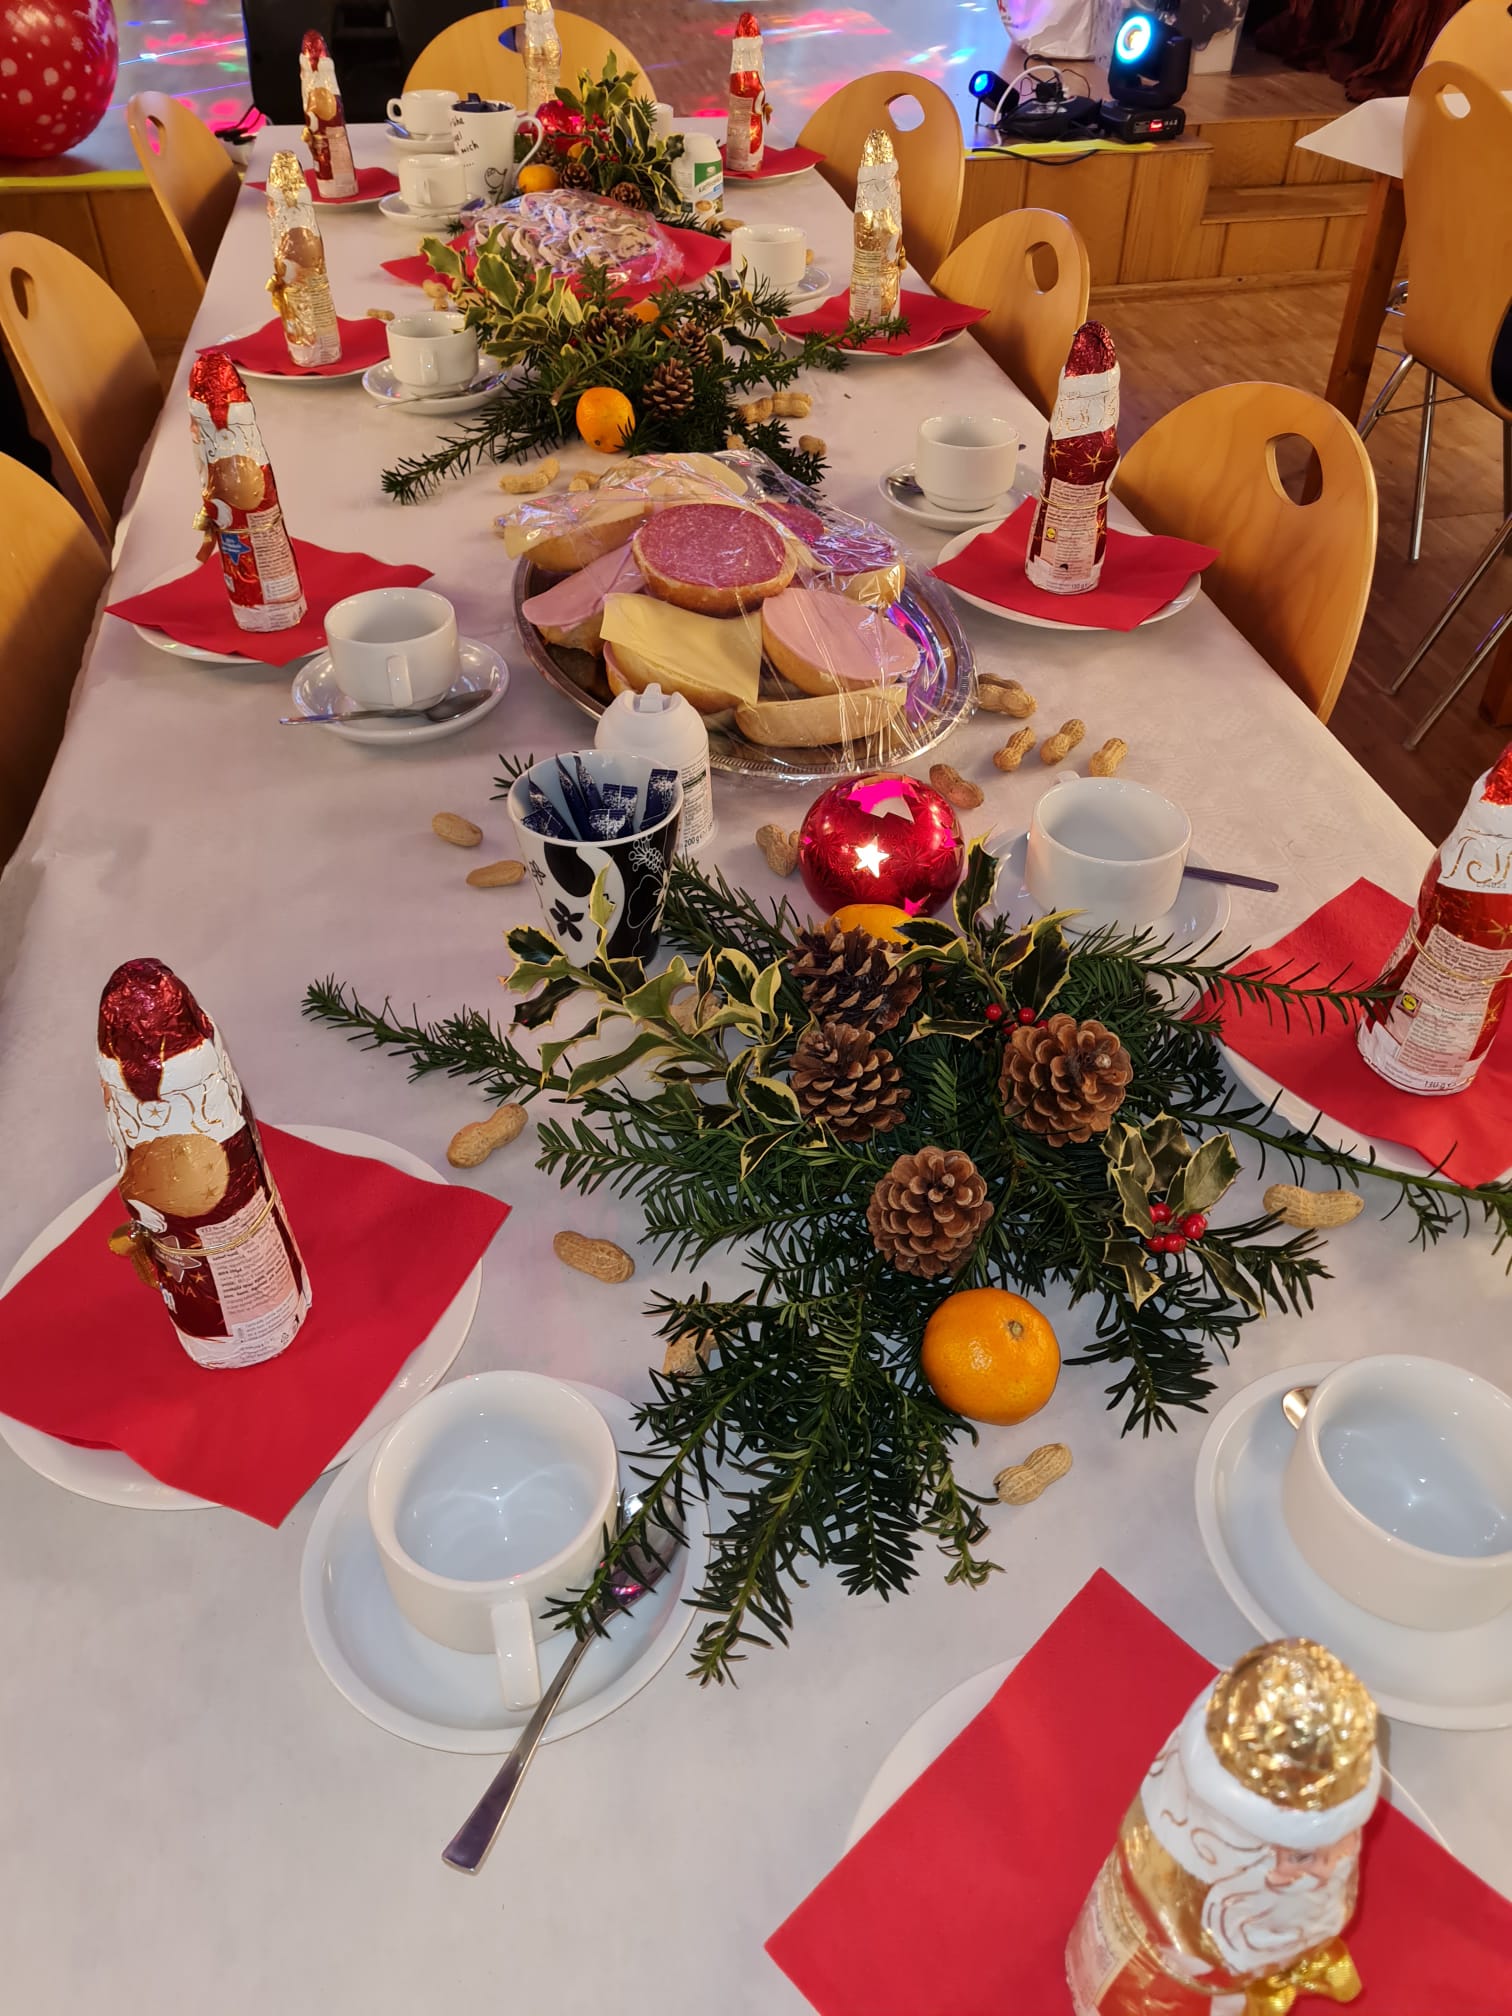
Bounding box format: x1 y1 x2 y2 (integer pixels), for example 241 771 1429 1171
1408 371 1437 562
1405 609 1512 749
1358 353 1414 441
1389 511 1512 693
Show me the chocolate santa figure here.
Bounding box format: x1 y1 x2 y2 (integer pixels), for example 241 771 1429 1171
299 29 358 200
521 0 561 114
726 10 768 174
1066 1639 1380 2016
1026 320 1121 595
189 351 306 632
266 149 341 368
100 960 312 1370
850 129 903 326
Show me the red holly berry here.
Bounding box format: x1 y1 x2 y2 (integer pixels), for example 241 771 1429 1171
1180 1212 1208 1240
1166 1234 1189 1255
1149 1201 1172 1226
1017 1006 1038 1025
1145 1233 1169 1255
984 1002 1005 1023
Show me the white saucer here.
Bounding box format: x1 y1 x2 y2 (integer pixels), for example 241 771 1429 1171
879 461 1030 533
300 1382 711 1753
385 125 455 155
937 516 1202 629
988 831 1231 955
1196 1360 1512 1730
834 328 966 363
0 1125 480 1511
846 1654 1444 1853
361 358 508 416
786 264 838 307
378 190 465 230
290 639 509 745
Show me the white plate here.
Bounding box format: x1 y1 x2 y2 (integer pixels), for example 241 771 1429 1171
123 562 315 668
385 125 456 156
937 516 1202 630
846 1653 1444 1854
879 461 1031 533
377 190 467 230
988 831 1232 955
1195 1360 1512 1730
290 639 509 746
361 358 508 416
831 328 966 363
300 1382 711 1753
235 352 375 385
0 1125 481 1511
724 163 820 188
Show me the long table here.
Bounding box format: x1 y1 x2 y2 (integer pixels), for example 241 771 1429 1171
1 124 1508 2015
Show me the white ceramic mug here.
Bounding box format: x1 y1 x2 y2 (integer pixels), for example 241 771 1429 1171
386 309 478 391
388 88 457 138
324 586 460 708
1282 1356 1512 1632
368 1372 619 1711
730 222 807 293
449 94 540 203
1024 775 1190 931
914 414 1019 513
398 150 467 214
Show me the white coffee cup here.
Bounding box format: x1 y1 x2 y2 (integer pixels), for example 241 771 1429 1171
368 1372 618 1710
1282 1356 1512 1632
1024 775 1190 931
398 150 467 214
386 309 478 390
324 586 461 708
730 222 807 293
449 94 541 203
914 413 1019 514
388 88 457 138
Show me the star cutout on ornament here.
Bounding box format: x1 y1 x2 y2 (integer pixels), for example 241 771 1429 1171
854 839 888 877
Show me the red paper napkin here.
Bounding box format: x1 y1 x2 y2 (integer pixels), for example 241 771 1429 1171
382 251 449 290
0 1127 508 1524
1211 876 1512 1188
724 142 824 179
931 496 1216 631
197 315 390 379
767 1570 1512 2015
778 286 987 354
248 164 398 203
382 222 727 303
104 539 433 667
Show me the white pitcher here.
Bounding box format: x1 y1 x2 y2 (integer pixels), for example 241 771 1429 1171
449 93 541 203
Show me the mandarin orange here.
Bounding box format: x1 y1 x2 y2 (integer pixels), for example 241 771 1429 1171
920 1288 1060 1426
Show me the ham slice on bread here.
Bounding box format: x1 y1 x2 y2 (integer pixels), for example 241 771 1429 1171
521 544 643 654
762 586 920 698
634 502 797 617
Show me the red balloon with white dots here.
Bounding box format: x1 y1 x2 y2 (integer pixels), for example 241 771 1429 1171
0 0 119 159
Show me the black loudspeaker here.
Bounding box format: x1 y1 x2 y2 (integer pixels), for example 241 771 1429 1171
1106 11 1192 110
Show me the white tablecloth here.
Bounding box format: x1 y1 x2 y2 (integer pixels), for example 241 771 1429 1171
1295 94 1409 179
1 124 1508 2016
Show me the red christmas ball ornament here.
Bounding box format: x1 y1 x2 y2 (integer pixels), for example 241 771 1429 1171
797 772 964 917
0 0 118 159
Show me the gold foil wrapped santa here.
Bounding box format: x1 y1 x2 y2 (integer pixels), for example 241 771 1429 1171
1066 1639 1380 2016
189 352 306 632
522 0 561 114
266 149 341 368
100 960 312 1370
1026 320 1121 595
299 29 358 199
850 128 903 326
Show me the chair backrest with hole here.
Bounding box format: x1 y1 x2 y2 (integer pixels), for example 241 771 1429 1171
0 455 107 864
0 233 164 545
797 74 965 284
931 209 1090 418
404 8 645 98
1113 382 1378 723
1429 0 1512 86
126 90 241 292
1402 60 1512 418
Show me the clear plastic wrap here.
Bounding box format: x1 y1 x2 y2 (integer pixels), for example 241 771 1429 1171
508 449 977 777
466 189 682 293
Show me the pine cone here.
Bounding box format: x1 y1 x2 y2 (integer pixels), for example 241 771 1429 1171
609 178 647 209
788 922 921 1035
866 1146 993 1279
671 314 724 367
790 1021 907 1143
574 305 635 351
559 157 596 191
642 356 696 418
1000 1013 1133 1148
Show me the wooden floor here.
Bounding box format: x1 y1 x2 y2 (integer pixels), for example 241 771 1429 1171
1110 282 1510 839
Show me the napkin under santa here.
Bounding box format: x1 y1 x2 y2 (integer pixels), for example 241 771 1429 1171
248 164 398 203
777 287 987 354
1210 875 1512 1188
0 1127 508 1524
767 1570 1512 2015
105 540 433 667
198 315 390 379
382 222 729 305
724 142 824 180
932 496 1216 632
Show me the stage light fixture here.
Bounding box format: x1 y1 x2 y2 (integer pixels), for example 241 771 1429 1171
968 67 1014 121
1106 7 1192 111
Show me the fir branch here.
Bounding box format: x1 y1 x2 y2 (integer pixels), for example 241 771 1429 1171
300 979 541 1103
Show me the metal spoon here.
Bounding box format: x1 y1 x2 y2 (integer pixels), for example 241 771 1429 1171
1281 1384 1315 1430
279 689 491 727
1182 864 1281 894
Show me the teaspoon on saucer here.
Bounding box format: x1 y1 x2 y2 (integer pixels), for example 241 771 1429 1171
281 690 492 727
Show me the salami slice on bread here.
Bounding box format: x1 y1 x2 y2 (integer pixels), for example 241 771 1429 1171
634 502 797 616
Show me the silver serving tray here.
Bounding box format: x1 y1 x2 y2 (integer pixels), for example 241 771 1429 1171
511 559 977 785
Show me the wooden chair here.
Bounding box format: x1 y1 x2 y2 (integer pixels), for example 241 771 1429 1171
404 8 646 98
797 74 965 285
931 210 1089 418
0 233 163 545
1114 382 1378 726
126 89 241 293
0 456 107 865
1429 0 1512 85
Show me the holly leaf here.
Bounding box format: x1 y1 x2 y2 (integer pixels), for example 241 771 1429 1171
1104 1236 1162 1310
737 1072 803 1128
1001 918 1074 1016
422 238 464 284
1143 1114 1194 1192
505 924 563 970
1104 1121 1157 1236
896 918 959 952
907 1015 989 1043
566 1030 675 1097
619 961 696 1028
588 868 614 936
1167 1134 1242 1220
511 976 581 1033
1198 1240 1265 1315
952 838 1000 937
739 1129 795 1182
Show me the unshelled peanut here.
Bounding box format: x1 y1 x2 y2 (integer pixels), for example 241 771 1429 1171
554 1231 635 1282
432 812 482 847
1040 719 1087 765
466 859 526 887
930 763 983 810
993 728 1037 771
995 1443 1072 1505
447 1105 527 1168
1262 1184 1365 1229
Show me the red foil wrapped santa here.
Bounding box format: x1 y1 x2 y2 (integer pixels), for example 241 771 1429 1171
188 352 307 633
1025 320 1121 596
99 960 312 1370
299 30 358 200
1358 743 1512 1094
726 11 767 174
